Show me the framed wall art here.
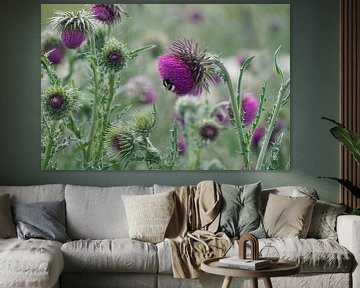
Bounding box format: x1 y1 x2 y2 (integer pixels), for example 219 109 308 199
41 4 290 171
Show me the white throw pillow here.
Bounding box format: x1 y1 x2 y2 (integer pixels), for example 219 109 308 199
122 191 175 243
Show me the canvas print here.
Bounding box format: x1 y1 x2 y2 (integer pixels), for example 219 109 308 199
41 4 290 170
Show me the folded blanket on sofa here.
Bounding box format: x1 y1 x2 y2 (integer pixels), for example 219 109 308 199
165 181 231 278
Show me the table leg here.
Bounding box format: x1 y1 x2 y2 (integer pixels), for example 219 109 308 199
221 276 233 288
263 277 273 288
251 278 258 288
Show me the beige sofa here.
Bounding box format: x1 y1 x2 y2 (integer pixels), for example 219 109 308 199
0 184 359 288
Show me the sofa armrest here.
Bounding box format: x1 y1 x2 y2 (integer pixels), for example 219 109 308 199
337 215 360 288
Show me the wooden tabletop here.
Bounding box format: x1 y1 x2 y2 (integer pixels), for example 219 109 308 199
201 257 300 278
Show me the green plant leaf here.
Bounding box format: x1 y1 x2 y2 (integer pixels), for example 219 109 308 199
330 126 360 165
274 46 284 81
319 177 360 198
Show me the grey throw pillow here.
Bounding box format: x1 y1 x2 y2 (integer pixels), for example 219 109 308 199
12 200 70 243
307 200 347 240
0 194 16 238
218 182 266 238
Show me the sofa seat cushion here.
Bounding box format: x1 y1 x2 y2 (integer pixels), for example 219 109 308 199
0 238 64 288
157 238 354 274
61 239 158 273
230 238 354 273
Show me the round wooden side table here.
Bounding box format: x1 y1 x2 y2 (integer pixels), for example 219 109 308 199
201 257 300 288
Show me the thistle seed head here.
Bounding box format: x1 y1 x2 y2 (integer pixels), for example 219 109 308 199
101 39 131 71
90 4 128 26
42 85 79 121
104 125 135 161
158 39 217 96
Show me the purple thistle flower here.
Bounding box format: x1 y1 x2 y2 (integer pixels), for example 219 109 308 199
61 29 85 49
242 92 259 126
91 4 127 26
237 54 248 67
158 39 217 96
251 121 285 148
49 93 65 110
211 101 233 126
41 29 66 65
126 76 158 105
112 135 121 152
188 9 204 24
44 44 65 65
252 126 265 148
199 120 219 141
269 121 285 145
49 10 95 50
158 53 195 96
178 137 186 156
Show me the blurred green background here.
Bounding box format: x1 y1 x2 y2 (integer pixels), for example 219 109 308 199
41 4 290 170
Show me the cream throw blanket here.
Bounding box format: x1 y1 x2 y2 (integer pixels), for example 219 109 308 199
165 181 231 278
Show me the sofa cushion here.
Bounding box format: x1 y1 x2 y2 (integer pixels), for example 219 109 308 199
65 185 153 239
263 193 316 238
158 237 353 274
307 200 347 240
12 200 70 243
122 191 175 243
0 238 64 288
61 239 158 273
0 194 16 238
218 182 266 238
0 184 65 204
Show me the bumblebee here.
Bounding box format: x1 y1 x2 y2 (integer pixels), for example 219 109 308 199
163 79 175 92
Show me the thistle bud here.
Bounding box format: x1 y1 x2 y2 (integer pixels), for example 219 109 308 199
104 125 134 161
133 112 154 135
199 119 220 141
101 39 131 71
42 85 79 121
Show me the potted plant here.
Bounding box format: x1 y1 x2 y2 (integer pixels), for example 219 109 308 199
320 117 360 215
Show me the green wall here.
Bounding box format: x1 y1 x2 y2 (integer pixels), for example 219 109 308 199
0 0 340 202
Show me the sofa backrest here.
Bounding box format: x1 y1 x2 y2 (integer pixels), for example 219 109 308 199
0 184 65 204
65 184 153 240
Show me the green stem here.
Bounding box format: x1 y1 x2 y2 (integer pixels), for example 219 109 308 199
66 115 86 164
214 60 250 170
191 146 201 170
85 35 100 163
63 54 76 84
256 79 290 170
96 72 116 162
41 121 56 170
41 55 58 85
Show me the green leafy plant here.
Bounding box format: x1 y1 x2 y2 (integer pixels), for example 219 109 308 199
320 117 360 205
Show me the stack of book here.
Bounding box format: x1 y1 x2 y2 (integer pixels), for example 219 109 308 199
218 257 271 270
